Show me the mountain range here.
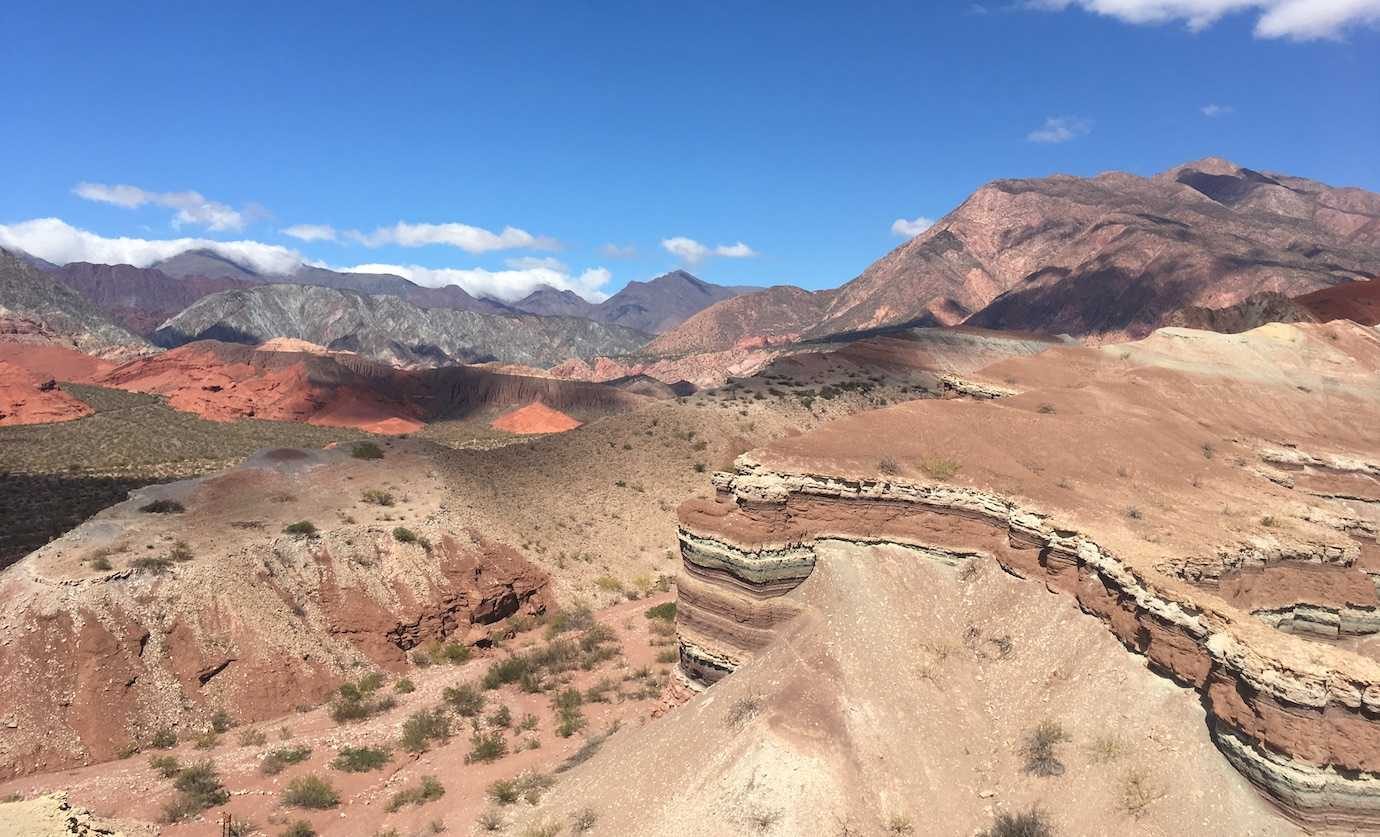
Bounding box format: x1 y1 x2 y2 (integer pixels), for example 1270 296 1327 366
647 157 1380 354
3 156 1378 376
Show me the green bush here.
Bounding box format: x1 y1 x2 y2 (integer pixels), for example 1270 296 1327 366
466 730 508 764
384 775 445 812
351 441 385 460
148 754 181 778
261 745 312 776
283 520 318 537
361 489 394 506
645 602 677 622
150 727 177 749
209 709 235 733
400 708 451 754
281 774 339 809
162 759 229 822
393 526 419 543
279 822 316 837
443 683 485 717
331 745 391 773
394 678 416 694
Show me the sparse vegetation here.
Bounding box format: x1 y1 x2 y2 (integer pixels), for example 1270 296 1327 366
571 807 598 833
1023 720 1070 777
261 744 312 776
150 727 177 749
139 499 185 514
132 555 174 574
394 677 416 693
385 775 445 812
362 488 394 506
148 754 181 778
466 729 509 763
878 455 900 475
279 822 316 837
1119 767 1167 819
330 674 397 723
980 807 1054 837
162 759 229 823
444 682 486 716
401 707 452 753
393 526 420 544
726 694 762 729
283 520 318 537
238 727 268 746
645 601 676 622
331 745 391 773
281 774 340 809
351 441 385 460
921 457 961 480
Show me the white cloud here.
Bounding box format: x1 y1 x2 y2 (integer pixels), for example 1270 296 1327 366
891 216 936 238
1028 0 1380 40
1201 103 1234 117
347 221 557 253
1026 116 1093 143
73 182 248 231
282 224 337 242
342 261 612 303
0 217 304 274
660 236 758 264
600 243 637 258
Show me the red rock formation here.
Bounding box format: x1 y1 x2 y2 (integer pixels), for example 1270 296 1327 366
490 402 583 434
0 360 93 426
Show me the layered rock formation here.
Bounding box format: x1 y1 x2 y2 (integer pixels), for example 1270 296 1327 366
673 321 1380 829
0 249 150 359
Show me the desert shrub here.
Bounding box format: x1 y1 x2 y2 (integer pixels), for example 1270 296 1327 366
1125 506 1143 520
261 745 312 776
394 678 416 694
487 704 512 728
584 678 616 703
283 521 318 537
385 775 445 812
1038 403 1057 414
887 815 915 835
921 457 961 480
280 822 316 837
443 683 486 717
522 822 563 837
329 678 396 724
401 708 452 754
1119 767 1166 819
140 499 185 514
192 729 220 750
980 807 1054 837
149 754 181 778
209 709 236 733
150 727 178 749
543 604 594 638
488 779 519 805
162 759 229 822
238 727 268 746
1023 721 1070 777
726 695 762 729
645 602 677 622
476 810 505 832
878 456 900 475
90 556 113 571
351 441 385 460
168 541 194 562
437 641 471 665
132 555 174 574
361 489 394 506
466 730 508 763
571 807 598 833
553 688 586 738
594 575 623 592
393 526 419 544
281 774 339 809
331 745 391 773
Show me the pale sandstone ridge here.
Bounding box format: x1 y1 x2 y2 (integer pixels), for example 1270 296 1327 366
675 321 1380 829
0 443 549 779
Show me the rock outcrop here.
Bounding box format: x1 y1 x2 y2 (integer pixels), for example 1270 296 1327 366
673 321 1380 829
0 445 549 779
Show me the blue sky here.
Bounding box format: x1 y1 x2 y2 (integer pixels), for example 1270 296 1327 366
2 1 1377 301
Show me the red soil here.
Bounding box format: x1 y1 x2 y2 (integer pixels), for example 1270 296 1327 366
490 401 583 434
0 360 92 426
0 343 115 383
1295 279 1380 325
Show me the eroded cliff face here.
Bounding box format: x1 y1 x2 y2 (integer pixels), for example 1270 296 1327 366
672 322 1380 830
0 445 549 779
